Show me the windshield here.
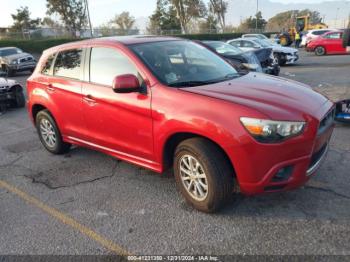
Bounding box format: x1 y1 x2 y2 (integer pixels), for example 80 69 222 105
130 40 239 87
251 39 272 48
203 41 243 56
0 48 23 57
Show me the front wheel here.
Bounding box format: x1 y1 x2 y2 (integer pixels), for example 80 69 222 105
36 110 71 154
12 87 25 108
174 138 234 213
315 46 326 56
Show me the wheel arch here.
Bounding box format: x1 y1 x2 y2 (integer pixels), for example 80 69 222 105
162 131 236 177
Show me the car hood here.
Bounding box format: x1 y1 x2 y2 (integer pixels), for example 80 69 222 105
0 77 17 87
182 73 328 120
3 52 33 61
272 45 298 54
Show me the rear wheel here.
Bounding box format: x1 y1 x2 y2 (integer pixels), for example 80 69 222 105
174 138 234 213
36 110 71 154
315 46 326 56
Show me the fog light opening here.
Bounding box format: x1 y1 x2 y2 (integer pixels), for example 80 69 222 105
271 165 294 183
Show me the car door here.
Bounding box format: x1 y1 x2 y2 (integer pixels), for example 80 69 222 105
323 32 344 54
81 46 154 161
41 48 85 138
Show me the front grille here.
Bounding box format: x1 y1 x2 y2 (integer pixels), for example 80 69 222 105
318 108 335 135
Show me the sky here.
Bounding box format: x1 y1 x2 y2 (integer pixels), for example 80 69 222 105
0 0 348 28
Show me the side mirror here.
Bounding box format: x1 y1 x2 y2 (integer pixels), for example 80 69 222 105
112 74 140 93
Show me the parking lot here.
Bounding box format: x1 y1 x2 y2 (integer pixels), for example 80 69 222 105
0 50 350 256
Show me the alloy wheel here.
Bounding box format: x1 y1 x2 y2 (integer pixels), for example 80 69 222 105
179 154 208 201
40 118 56 148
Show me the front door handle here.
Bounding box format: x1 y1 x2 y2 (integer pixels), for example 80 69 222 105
83 94 97 105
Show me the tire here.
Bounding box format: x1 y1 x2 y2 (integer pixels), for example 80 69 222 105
12 87 25 108
315 46 326 56
35 110 71 154
174 138 234 213
5 66 15 77
274 53 286 66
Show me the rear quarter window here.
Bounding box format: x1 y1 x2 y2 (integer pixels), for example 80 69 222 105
41 53 56 75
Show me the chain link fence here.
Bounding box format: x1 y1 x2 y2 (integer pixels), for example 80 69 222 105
0 27 268 40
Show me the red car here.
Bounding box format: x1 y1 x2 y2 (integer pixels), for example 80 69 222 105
27 36 334 212
307 31 348 56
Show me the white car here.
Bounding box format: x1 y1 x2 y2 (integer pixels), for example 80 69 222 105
301 29 336 47
227 38 299 66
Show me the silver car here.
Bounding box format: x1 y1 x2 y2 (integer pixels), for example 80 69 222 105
0 47 37 76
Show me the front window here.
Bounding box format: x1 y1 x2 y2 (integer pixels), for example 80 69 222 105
90 47 140 86
324 32 342 39
130 40 239 87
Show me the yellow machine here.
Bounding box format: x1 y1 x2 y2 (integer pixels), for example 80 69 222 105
279 15 328 46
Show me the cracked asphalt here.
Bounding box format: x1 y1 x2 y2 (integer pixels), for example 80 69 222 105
0 51 350 256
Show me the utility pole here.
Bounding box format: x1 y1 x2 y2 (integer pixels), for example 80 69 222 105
84 0 93 37
255 0 259 30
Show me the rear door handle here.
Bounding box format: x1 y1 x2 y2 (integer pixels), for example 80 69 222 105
46 84 55 92
83 94 97 105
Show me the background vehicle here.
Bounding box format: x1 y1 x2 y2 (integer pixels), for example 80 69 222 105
242 34 269 40
201 41 280 76
28 36 333 213
0 77 26 113
0 47 37 76
343 28 350 52
335 99 350 123
228 38 298 66
279 15 328 46
307 31 348 56
301 29 336 47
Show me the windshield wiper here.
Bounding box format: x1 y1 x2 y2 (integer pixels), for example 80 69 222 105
168 81 213 87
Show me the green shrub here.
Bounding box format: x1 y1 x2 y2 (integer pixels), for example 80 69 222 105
0 38 79 54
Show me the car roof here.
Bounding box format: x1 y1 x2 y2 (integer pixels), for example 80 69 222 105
0 47 18 51
44 35 182 53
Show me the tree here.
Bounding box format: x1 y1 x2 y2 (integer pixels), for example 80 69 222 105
170 0 207 33
10 6 41 32
46 0 87 37
148 0 181 34
209 0 228 32
110 12 136 33
238 11 267 32
198 14 218 33
42 17 61 28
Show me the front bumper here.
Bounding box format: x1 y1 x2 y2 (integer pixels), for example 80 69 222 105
285 52 299 64
228 104 335 195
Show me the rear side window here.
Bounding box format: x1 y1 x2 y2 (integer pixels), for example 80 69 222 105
242 41 255 47
89 47 138 86
313 30 328 36
230 41 241 47
54 49 83 79
324 32 342 39
41 54 56 75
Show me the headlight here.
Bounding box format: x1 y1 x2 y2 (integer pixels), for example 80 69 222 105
240 117 305 143
10 60 18 65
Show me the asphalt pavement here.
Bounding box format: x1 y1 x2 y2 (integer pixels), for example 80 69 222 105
0 51 350 256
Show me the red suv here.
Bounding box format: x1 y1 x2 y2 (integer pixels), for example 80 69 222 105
27 36 334 212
